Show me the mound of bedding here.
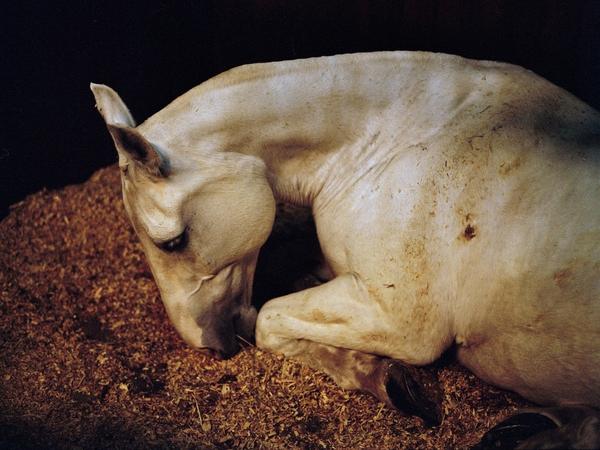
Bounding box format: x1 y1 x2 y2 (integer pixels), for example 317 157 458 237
0 166 529 449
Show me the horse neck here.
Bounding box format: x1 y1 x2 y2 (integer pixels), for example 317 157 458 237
141 71 370 207
250 138 341 207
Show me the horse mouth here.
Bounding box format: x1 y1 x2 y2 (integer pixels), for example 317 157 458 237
195 312 252 360
197 346 234 360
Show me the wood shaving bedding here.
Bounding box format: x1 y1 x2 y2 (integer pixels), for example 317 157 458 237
0 166 530 449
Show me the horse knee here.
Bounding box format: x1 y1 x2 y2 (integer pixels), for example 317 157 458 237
255 303 294 354
255 307 277 350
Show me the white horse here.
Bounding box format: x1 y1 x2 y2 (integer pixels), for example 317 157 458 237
92 52 600 448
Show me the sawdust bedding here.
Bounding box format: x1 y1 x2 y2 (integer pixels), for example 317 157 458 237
0 166 530 449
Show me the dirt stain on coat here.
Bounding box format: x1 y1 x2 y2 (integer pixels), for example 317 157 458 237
553 268 573 289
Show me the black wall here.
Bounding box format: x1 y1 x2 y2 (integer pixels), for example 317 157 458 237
2 0 599 218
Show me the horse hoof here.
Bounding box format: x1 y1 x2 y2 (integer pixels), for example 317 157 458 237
471 412 557 449
385 361 443 426
473 407 600 449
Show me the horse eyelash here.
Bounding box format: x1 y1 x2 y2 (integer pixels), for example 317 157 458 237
158 229 188 252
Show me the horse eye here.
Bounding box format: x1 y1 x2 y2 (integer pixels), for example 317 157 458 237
159 230 188 252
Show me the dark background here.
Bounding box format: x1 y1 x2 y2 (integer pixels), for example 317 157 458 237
2 0 600 218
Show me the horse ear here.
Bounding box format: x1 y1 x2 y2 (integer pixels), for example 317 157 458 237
90 83 168 177
90 83 136 127
107 124 168 177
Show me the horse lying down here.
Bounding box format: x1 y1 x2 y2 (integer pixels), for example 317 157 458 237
91 51 600 448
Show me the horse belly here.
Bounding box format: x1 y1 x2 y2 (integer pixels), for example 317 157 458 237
457 312 600 407
456 237 600 406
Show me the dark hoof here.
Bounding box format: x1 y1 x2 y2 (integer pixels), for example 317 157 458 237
385 361 443 426
471 412 557 450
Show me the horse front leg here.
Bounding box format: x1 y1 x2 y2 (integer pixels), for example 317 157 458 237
255 273 444 425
